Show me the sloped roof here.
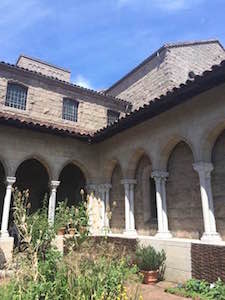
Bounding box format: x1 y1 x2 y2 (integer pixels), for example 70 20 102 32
0 59 225 143
106 39 224 93
0 61 131 109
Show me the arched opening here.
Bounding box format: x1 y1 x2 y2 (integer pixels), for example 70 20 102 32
0 161 6 224
57 163 86 206
15 159 50 212
134 154 157 235
212 129 225 240
110 164 124 233
166 142 203 239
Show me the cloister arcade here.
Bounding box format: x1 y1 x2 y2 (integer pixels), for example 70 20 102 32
0 122 225 243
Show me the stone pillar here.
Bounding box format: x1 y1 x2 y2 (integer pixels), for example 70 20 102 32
86 184 98 234
48 180 60 225
0 177 16 238
151 171 172 239
121 179 137 235
98 184 106 230
193 162 221 241
103 184 112 230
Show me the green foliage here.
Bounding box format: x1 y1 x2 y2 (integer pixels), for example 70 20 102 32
135 245 166 271
0 189 141 300
166 278 225 300
54 200 71 231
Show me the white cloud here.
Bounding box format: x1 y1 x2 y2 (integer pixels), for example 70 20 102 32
116 0 204 11
74 75 93 89
153 0 204 12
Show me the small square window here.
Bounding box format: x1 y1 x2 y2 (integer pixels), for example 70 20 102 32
107 110 120 126
5 83 27 110
62 98 79 122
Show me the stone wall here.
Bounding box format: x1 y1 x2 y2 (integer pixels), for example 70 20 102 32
0 66 126 134
166 142 203 239
110 164 125 233
107 42 225 109
134 155 157 235
212 130 225 240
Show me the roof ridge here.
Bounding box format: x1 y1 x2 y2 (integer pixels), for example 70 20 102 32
17 54 71 73
0 61 131 108
106 39 224 93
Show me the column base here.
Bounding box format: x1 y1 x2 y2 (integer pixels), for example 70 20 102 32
0 231 9 238
155 231 173 239
201 232 222 243
123 229 137 237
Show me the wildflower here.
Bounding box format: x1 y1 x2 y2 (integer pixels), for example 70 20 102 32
80 189 84 195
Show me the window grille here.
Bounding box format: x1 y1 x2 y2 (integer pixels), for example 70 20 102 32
5 83 27 110
62 98 79 122
107 110 120 126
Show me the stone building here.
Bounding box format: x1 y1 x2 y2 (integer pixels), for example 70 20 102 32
0 39 225 281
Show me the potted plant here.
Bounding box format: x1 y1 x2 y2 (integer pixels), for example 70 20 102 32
55 201 70 235
136 245 166 284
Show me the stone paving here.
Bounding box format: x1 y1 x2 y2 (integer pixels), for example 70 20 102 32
140 282 187 300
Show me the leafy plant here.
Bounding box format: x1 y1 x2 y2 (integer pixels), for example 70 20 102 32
54 200 71 231
136 245 166 271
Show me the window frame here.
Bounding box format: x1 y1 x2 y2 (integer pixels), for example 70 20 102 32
62 98 79 122
5 82 28 111
107 109 120 126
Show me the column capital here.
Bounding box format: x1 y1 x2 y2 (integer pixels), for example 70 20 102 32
193 162 213 177
50 180 60 188
6 177 16 185
99 183 112 192
121 179 137 185
86 183 98 193
151 170 168 180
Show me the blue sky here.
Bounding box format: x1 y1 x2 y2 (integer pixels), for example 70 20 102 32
0 0 224 90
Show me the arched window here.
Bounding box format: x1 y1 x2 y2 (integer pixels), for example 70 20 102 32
62 98 79 122
5 83 27 110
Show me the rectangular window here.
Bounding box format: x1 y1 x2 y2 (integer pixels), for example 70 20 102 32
62 98 79 122
107 110 120 126
5 83 27 110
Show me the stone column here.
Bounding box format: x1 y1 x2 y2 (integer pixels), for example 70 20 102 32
151 171 172 239
48 180 60 225
0 177 16 238
86 184 98 234
193 162 221 241
98 184 106 230
121 179 137 235
103 184 112 230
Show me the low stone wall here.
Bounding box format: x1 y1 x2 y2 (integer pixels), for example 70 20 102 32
138 237 192 283
0 237 14 268
191 243 225 282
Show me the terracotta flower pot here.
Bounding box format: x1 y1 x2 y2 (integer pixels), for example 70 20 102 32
57 227 65 236
68 228 76 235
141 270 159 284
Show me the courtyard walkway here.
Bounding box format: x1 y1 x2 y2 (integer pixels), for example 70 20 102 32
140 282 187 300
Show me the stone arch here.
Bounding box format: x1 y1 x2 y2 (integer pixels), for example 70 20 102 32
159 135 197 170
103 158 120 183
14 154 52 179
15 158 50 213
57 163 86 207
109 162 125 233
126 148 151 179
57 159 91 184
201 120 225 162
166 141 203 239
134 153 157 236
0 160 6 225
211 129 225 240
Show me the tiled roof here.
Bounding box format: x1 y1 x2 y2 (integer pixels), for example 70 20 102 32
1 58 225 143
92 59 225 142
0 61 131 109
106 39 224 93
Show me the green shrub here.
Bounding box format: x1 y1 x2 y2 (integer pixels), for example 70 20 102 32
0 189 141 300
166 278 225 300
136 245 166 271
